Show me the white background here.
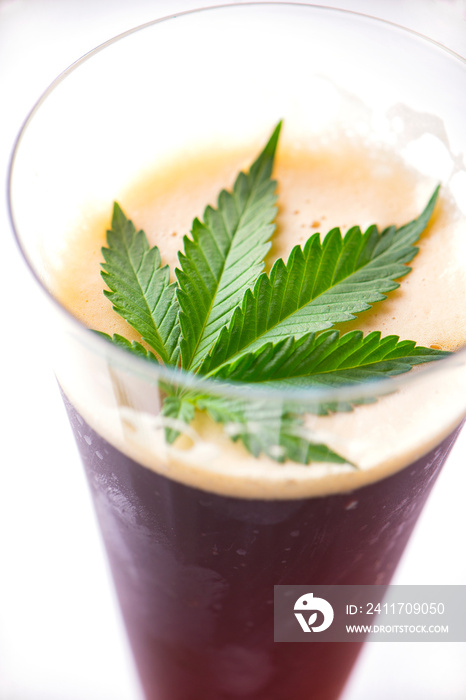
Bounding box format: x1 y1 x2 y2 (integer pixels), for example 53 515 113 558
0 1 465 699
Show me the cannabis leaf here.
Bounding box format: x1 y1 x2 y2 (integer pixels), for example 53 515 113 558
95 122 449 466
207 329 449 388
199 187 439 374
161 396 196 445
101 203 181 365
196 395 347 464
158 328 447 456
176 122 281 370
95 331 160 363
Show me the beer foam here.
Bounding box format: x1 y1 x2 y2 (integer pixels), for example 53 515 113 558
52 136 466 499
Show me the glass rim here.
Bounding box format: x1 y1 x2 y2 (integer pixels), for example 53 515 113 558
8 1 466 403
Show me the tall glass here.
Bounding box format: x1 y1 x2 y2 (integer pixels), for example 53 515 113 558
9 4 466 700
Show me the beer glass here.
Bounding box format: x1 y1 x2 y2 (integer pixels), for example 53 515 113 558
9 5 466 699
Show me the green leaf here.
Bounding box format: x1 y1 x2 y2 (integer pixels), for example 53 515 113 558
161 396 196 444
176 122 282 370
94 331 160 363
196 395 347 464
93 122 448 468
208 329 449 391
199 187 439 374
101 203 181 365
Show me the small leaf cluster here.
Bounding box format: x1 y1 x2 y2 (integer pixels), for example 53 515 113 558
96 123 447 465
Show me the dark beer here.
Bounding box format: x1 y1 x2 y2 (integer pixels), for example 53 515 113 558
64 392 463 700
